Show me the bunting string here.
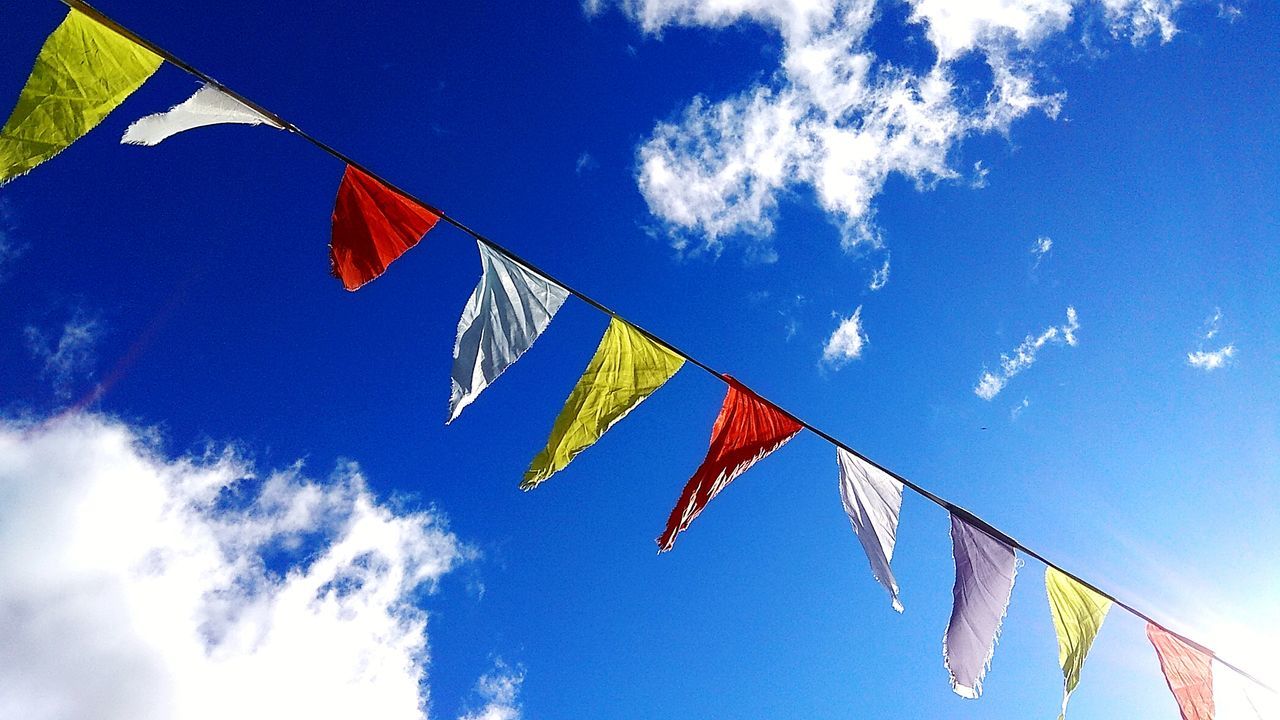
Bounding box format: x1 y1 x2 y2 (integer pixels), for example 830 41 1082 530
12 0 1277 701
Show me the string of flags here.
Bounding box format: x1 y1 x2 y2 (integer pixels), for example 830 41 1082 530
1 3 1275 717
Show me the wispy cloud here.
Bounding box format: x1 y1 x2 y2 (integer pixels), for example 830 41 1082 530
1010 396 1030 420
458 661 525 720
575 151 598 175
596 0 1194 256
0 414 474 720
868 254 890 291
970 160 990 189
974 306 1079 400
1187 345 1235 371
0 198 25 283
784 316 800 342
1031 236 1053 268
821 305 868 368
1187 308 1235 371
1201 307 1223 340
25 309 103 399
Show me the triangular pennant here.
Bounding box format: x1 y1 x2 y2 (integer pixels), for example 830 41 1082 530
1 9 163 184
329 164 440 290
1148 623 1215 720
657 377 802 552
1046 568 1112 719
944 513 1018 699
523 317 683 489
449 240 570 422
836 448 904 612
122 83 282 145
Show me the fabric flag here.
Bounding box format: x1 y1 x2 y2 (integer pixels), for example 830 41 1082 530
944 513 1018 699
449 240 569 422
1046 567 1112 719
522 317 683 489
121 83 282 145
836 447 904 612
0 9 162 184
329 164 440 290
1148 623 1279 720
657 377 802 553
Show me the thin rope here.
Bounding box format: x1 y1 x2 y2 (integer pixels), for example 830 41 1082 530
54 0 1273 693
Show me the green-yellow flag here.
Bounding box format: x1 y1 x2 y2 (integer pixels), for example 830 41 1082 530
522 318 684 489
1046 567 1112 719
1 9 163 184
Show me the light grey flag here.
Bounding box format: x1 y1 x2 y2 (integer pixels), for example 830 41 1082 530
944 513 1018 699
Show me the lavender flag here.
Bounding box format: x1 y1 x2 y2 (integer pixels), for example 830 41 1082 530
944 513 1018 699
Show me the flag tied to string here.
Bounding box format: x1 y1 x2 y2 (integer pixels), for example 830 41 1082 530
329 164 440 290
122 83 282 145
1148 623 1279 720
449 240 570 422
837 447 904 612
523 317 683 489
657 377 802 552
944 513 1018 699
6 11 1278 714
1046 567 1112 719
0 9 162 185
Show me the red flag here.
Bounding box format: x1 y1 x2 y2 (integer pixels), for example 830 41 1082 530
658 377 802 552
329 164 440 290
1147 623 1215 720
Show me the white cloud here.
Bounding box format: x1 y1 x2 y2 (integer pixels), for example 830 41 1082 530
603 0 1201 255
821 305 867 367
458 661 524 720
1010 395 1030 419
1099 0 1181 42
0 413 472 720
1218 3 1243 22
971 159 990 188
907 0 1075 60
1201 307 1223 340
975 371 1007 400
1031 235 1053 267
868 255 890 290
1186 308 1235 370
974 306 1079 399
1188 344 1235 371
575 151 598 175
25 309 103 399
0 199 23 282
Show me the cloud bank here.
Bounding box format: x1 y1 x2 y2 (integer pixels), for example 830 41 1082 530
0 414 471 720
974 306 1078 400
598 0 1191 254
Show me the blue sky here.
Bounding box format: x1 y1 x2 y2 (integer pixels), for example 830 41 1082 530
0 0 1277 718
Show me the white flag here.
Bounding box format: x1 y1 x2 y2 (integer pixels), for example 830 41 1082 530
449 241 569 423
122 83 281 146
837 448 904 612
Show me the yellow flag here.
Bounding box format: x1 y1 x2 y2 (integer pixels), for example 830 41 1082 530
1 10 163 184
1046 567 1112 719
523 318 683 489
